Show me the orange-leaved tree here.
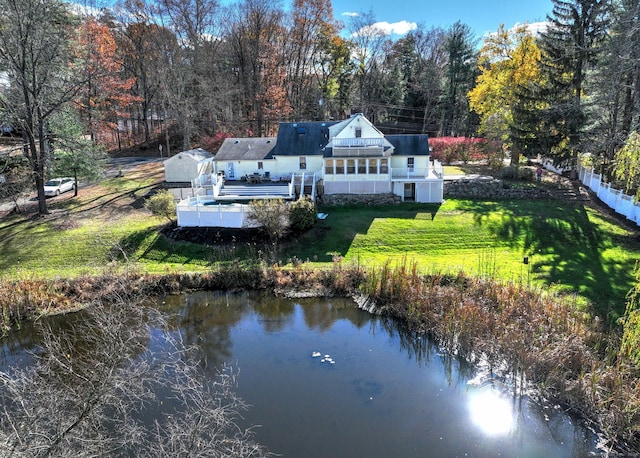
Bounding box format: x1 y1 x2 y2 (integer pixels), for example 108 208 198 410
76 18 141 148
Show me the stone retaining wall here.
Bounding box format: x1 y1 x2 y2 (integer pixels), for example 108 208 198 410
318 179 552 206
318 193 402 206
444 177 553 200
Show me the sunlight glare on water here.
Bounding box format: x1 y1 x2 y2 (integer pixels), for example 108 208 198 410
468 389 514 436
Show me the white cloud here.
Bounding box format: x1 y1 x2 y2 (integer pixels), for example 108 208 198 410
373 20 417 35
524 21 548 35
342 11 360 17
353 20 417 37
509 21 548 36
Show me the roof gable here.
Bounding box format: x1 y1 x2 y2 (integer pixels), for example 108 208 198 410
329 113 385 140
166 148 213 164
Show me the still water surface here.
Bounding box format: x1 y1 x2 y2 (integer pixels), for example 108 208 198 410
0 290 600 457
161 291 600 457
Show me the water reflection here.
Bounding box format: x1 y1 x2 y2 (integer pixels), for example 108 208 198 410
1 291 601 457
468 389 514 435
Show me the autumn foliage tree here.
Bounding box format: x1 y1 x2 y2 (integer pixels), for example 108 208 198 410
468 24 541 164
285 0 341 119
227 0 289 136
76 18 140 147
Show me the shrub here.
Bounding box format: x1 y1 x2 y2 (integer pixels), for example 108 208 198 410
289 197 316 233
246 199 290 242
484 140 506 170
500 166 534 181
145 189 176 222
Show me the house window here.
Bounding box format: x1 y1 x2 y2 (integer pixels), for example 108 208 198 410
357 159 366 174
336 159 344 174
380 158 388 174
355 127 362 138
300 156 307 170
325 159 334 175
368 158 377 174
347 159 355 174
407 157 414 172
258 161 263 170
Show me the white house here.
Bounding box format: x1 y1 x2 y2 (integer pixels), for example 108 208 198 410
164 148 214 183
213 114 443 203
176 114 444 227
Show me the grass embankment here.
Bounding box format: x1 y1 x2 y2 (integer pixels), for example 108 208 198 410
286 200 639 318
0 163 211 277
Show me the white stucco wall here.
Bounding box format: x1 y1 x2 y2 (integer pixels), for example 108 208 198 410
274 156 323 175
390 155 429 170
164 153 213 182
216 159 276 180
215 156 323 182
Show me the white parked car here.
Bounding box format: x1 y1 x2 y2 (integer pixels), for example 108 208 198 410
44 177 75 197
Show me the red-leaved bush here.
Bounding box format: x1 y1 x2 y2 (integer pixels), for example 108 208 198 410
429 137 487 164
200 132 234 153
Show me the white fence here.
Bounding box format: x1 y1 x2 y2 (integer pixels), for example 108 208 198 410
578 165 640 226
176 196 257 228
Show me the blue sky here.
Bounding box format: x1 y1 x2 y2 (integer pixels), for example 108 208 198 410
332 0 554 38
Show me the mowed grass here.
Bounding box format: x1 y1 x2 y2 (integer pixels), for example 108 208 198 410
287 199 640 316
0 162 211 278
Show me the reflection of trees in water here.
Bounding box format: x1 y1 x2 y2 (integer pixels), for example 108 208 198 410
0 300 269 456
160 290 251 367
299 297 364 331
251 294 295 333
377 316 435 367
376 315 476 385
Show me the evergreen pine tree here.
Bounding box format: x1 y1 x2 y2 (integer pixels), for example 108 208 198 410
535 0 609 173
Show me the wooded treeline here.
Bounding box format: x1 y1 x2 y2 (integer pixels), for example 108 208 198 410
4 0 640 213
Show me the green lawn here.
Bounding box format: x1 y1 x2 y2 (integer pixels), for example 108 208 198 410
285 200 640 316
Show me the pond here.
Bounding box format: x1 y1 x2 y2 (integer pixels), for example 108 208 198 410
0 290 601 456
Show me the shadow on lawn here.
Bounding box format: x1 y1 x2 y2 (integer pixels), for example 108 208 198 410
118 226 211 266
456 199 638 319
287 203 442 263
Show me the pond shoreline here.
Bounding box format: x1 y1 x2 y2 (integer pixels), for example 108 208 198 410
0 264 637 455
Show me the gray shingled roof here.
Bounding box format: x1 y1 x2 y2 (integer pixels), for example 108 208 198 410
386 134 430 156
214 121 430 160
215 137 277 161
271 121 338 157
178 148 214 162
